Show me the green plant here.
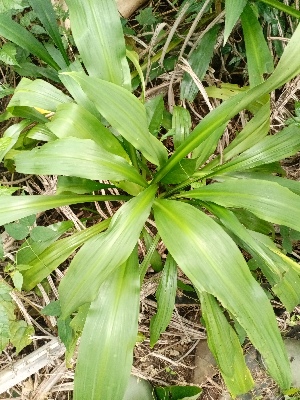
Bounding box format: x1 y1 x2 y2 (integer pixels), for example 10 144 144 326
1 0 300 399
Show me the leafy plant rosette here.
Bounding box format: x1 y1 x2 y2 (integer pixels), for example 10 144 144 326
1 0 300 398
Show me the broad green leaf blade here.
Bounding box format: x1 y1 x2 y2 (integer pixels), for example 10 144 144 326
181 25 219 101
150 254 177 347
201 102 270 172
179 179 300 232
0 194 128 226
224 0 247 43
63 72 168 166
241 4 274 87
207 124 300 177
145 95 164 136
0 120 30 163
65 0 131 88
21 220 110 291
74 249 140 400
153 199 291 389
207 203 300 311
28 0 69 66
225 171 300 196
200 292 254 396
153 23 300 183
47 103 128 159
8 78 72 112
56 176 113 195
59 185 157 317
14 138 147 187
0 13 59 70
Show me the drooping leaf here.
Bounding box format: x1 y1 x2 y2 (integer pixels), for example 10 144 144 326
56 176 112 195
241 4 274 86
0 193 128 226
14 138 147 187
154 199 291 389
0 120 31 163
65 0 130 88
74 249 140 400
172 106 192 150
150 254 177 347
145 95 165 136
200 292 254 396
63 72 168 167
179 179 300 232
0 13 59 70
59 185 157 317
8 77 72 112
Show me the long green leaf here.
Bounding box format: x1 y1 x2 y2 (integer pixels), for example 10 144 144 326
153 199 291 389
241 4 274 87
0 194 128 226
65 0 130 88
28 0 69 66
21 220 110 291
47 103 128 159
205 124 300 177
224 0 247 43
63 72 168 166
14 138 147 188
8 78 72 112
200 292 254 396
150 254 177 347
201 102 270 172
207 203 300 311
152 22 300 183
0 13 59 70
59 185 157 317
74 249 140 400
179 179 300 232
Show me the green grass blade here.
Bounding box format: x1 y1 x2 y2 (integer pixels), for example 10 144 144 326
74 249 140 400
200 292 254 396
259 0 300 18
14 138 147 188
154 199 291 389
179 179 300 232
22 220 110 291
28 0 69 66
63 72 168 166
59 185 157 317
241 4 274 87
150 254 177 347
0 13 59 70
65 0 130 88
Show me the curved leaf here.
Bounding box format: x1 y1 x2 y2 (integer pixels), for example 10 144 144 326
59 185 157 317
8 78 72 112
21 220 111 291
14 138 147 187
0 13 59 70
224 0 247 43
179 179 300 232
63 72 168 166
153 199 291 389
0 194 128 226
65 0 130 88
74 249 140 400
47 103 128 159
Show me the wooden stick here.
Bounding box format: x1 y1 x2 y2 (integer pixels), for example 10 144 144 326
117 0 148 18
